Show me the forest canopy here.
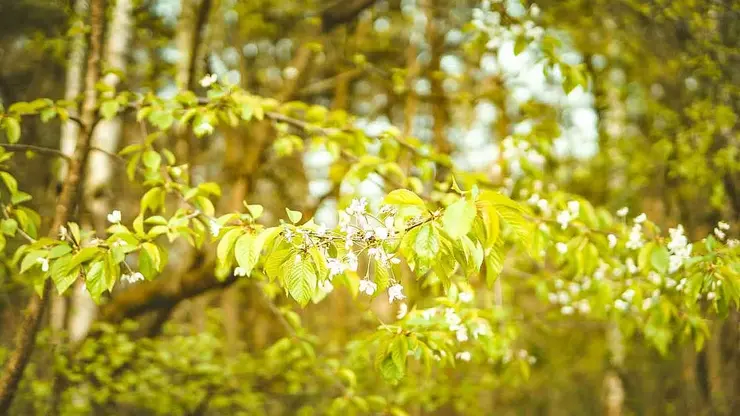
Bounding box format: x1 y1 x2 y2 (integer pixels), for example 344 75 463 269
0 0 738 415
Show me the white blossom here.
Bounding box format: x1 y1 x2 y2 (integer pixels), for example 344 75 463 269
560 305 574 315
642 298 654 310
455 327 469 342
567 200 580 216
388 284 406 303
557 291 570 304
706 292 716 301
326 257 346 277
614 299 629 311
648 272 662 285
347 197 368 216
728 239 739 248
107 210 122 224
444 308 462 327
396 303 408 319
59 226 68 239
622 288 636 302
556 210 572 229
472 323 489 339
717 221 730 230
568 282 581 295
234 267 247 277
556 242 568 254
547 292 558 303
626 224 644 249
634 213 647 223
122 272 145 284
455 351 471 362
536 199 550 214
667 225 692 273
608 234 618 248
199 73 217 87
714 227 726 240
359 279 377 296
577 300 591 314
209 220 221 237
421 308 436 320
617 207 629 217
459 292 474 303
626 258 638 274
345 252 358 271
375 227 389 240
37 257 49 272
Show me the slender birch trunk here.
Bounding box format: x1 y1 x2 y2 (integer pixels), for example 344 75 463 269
0 0 106 412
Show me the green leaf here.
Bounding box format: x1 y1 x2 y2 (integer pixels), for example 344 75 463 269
234 232 259 276
246 204 264 219
383 189 426 208
99 100 120 120
85 260 107 303
51 255 78 294
1 218 18 236
485 241 505 287
141 150 162 170
390 336 408 370
283 254 317 306
514 35 528 55
48 243 72 259
69 247 101 269
651 245 670 274
264 248 291 281
442 198 476 239
0 171 19 194
285 208 302 224
216 228 242 266
3 117 21 143
140 242 162 276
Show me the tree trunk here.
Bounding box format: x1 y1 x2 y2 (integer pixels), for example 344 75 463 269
0 0 105 412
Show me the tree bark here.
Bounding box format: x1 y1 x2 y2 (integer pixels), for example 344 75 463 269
0 0 105 412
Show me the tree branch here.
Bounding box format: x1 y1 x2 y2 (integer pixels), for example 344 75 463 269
321 0 377 32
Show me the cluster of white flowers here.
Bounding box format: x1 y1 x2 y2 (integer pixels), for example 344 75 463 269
388 283 406 303
667 225 692 273
455 351 472 362
443 308 469 342
199 73 218 87
714 221 730 240
359 279 377 296
121 272 144 284
625 218 645 250
556 200 580 229
555 242 568 254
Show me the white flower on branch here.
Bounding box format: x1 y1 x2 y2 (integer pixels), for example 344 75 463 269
234 267 247 277
388 283 406 303
107 210 122 224
608 234 617 248
455 351 471 362
199 73 217 87
634 213 647 223
359 279 377 296
37 257 49 272
616 207 629 217
122 272 144 284
396 303 408 319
